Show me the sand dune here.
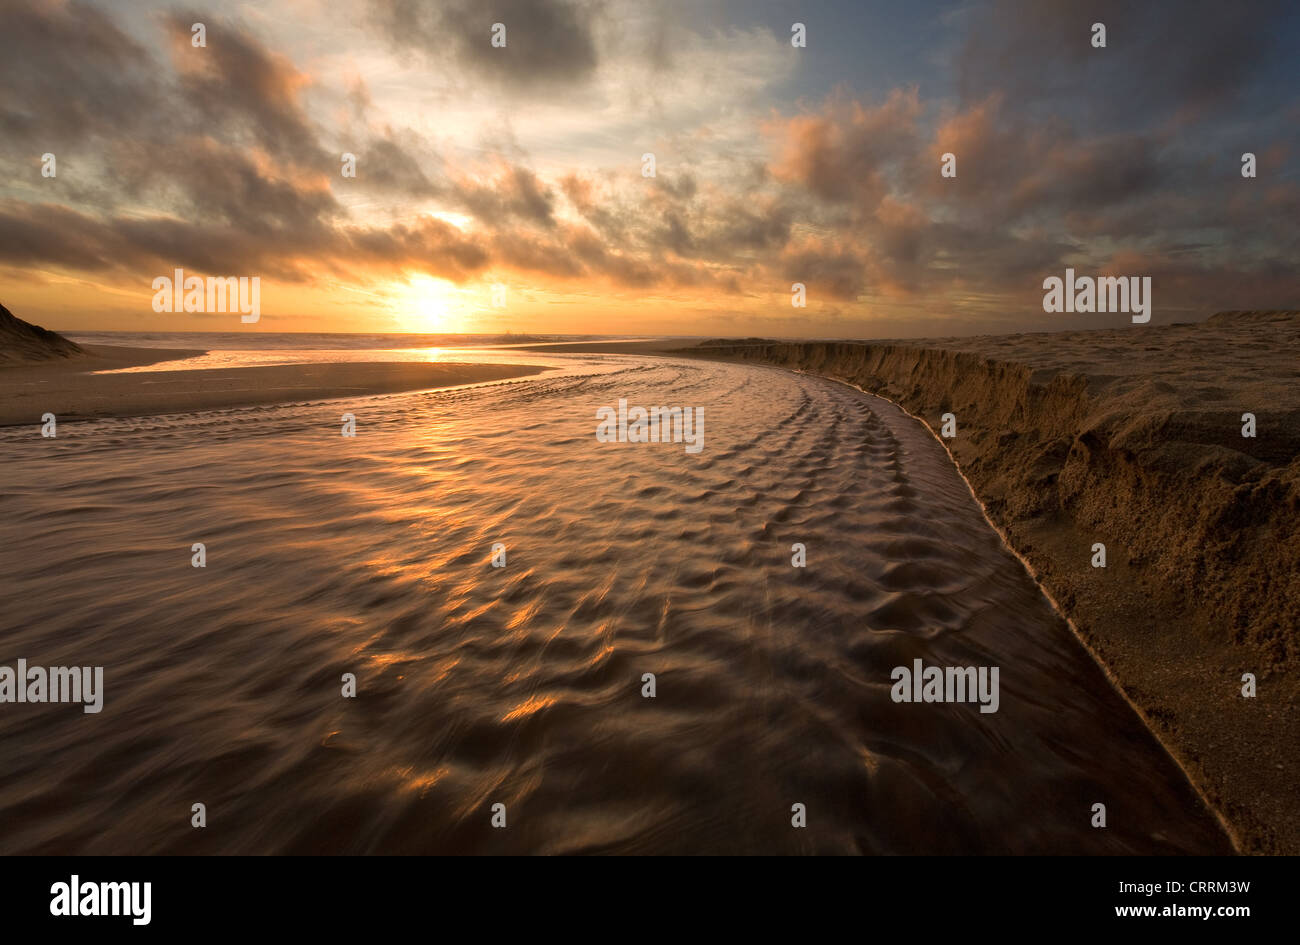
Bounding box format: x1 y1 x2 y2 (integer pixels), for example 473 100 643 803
689 312 1300 854
0 303 84 363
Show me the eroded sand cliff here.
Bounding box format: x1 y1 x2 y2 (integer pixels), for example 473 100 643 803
690 312 1300 853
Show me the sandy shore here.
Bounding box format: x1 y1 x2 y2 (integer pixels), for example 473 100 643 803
0 343 547 426
689 311 1300 854
510 338 696 354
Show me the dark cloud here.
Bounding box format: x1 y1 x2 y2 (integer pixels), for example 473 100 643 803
706 198 793 253
163 11 327 167
355 136 442 198
956 0 1290 129
489 231 584 278
655 210 695 256
369 0 600 90
0 0 160 148
454 164 557 229
655 173 697 201
0 201 123 271
155 142 343 237
0 196 495 285
343 216 491 281
781 244 868 301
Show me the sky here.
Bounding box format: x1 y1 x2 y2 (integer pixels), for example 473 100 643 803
0 0 1296 337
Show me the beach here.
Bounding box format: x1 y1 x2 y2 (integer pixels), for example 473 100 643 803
0 343 550 427
0 349 1233 854
688 311 1300 854
1 314 1292 853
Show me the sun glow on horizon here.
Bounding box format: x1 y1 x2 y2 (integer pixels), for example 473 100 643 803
393 274 464 333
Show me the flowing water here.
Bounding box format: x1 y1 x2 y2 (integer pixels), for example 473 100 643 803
0 352 1232 853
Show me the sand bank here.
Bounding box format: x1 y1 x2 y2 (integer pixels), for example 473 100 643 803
507 338 695 355
688 311 1300 854
0 302 85 363
0 345 547 426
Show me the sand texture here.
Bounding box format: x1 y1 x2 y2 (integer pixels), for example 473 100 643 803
0 355 1236 853
690 311 1300 854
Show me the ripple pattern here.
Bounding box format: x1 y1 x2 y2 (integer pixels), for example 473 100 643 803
0 356 1232 853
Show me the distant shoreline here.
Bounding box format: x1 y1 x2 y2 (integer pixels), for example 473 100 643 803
0 343 547 426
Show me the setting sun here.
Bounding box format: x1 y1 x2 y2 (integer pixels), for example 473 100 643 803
395 275 461 333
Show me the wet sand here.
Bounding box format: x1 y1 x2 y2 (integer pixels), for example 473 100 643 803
510 339 696 355
689 311 1300 854
0 344 547 426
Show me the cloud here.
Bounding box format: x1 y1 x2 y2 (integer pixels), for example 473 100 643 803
453 163 557 229
955 0 1290 127
780 239 868 302
354 135 442 198
164 11 325 167
1 0 1296 331
368 0 601 90
768 88 922 208
0 0 160 149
